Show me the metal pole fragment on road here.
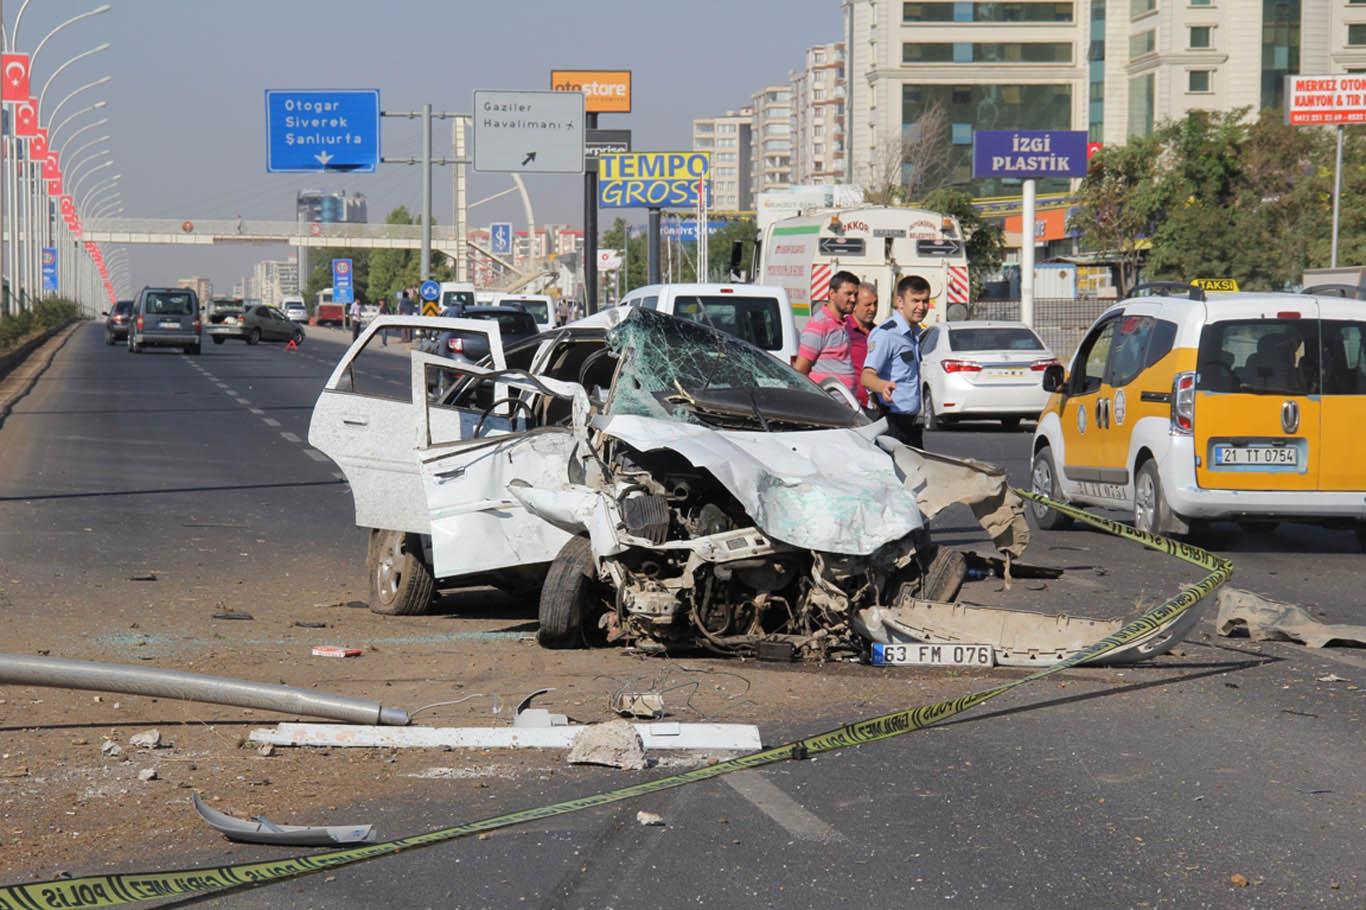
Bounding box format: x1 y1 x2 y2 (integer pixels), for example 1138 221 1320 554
1330 124 1344 270
1021 178 1036 329
647 206 661 285
420 102 432 282
584 112 599 313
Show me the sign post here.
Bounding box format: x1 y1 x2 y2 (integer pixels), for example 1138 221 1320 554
332 258 354 306
551 70 632 314
972 130 1089 328
265 90 380 173
1284 75 1365 268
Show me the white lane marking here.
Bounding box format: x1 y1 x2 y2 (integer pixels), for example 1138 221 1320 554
247 407 266 416
234 397 251 406
305 449 330 462
280 431 303 444
262 417 282 428
724 771 846 844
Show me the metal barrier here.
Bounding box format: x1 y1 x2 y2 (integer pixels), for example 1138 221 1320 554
960 298 1113 362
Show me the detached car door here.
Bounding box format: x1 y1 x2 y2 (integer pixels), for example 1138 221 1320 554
308 317 505 535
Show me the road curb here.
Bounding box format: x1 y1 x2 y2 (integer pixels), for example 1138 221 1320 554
0 320 83 424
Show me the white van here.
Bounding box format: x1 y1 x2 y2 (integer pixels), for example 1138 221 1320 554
617 283 799 363
492 293 556 332
438 282 476 313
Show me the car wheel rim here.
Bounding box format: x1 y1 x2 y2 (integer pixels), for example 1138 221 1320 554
375 534 402 601
1031 455 1053 517
1135 472 1156 533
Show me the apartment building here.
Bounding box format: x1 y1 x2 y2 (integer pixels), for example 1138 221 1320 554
750 86 795 198
790 41 849 184
692 108 754 212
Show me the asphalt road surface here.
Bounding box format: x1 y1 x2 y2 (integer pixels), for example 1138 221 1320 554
0 323 1361 908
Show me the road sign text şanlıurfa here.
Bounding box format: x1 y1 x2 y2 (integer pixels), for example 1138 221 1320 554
971 130 1088 180
473 90 584 174
598 152 710 208
265 90 380 173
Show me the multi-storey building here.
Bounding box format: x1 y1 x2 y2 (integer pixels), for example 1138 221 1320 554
750 86 795 198
790 41 848 184
692 108 754 212
177 276 212 305
251 259 299 310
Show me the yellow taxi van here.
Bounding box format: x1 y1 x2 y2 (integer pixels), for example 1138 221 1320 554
1028 282 1366 547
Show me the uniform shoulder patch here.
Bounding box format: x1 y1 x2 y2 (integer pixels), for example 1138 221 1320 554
878 318 898 331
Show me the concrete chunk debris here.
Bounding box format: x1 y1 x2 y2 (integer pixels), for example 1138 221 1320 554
248 721 762 752
636 811 665 827
1216 588 1366 649
137 768 158 782
610 690 665 719
192 793 376 847
100 740 123 757
566 720 648 770
128 730 163 750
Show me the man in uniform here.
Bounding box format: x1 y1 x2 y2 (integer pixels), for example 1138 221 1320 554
862 275 931 448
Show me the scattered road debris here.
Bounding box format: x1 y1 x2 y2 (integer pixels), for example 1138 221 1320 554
1229 873 1250 888
566 720 648 770
247 721 763 752
636 811 665 827
128 573 158 582
310 646 364 658
128 730 164 750
1315 674 1350 684
137 768 158 782
212 611 254 621
192 794 376 847
100 740 123 757
1216 588 1366 648
292 620 328 629
0 653 409 724
610 689 666 719
513 688 568 727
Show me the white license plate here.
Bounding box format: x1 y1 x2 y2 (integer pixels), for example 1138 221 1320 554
1213 445 1298 466
871 642 995 667
159 321 180 329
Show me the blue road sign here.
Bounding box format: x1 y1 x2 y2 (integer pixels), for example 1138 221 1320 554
660 219 723 241
490 222 513 256
332 258 354 305
265 90 380 173
41 247 57 292
419 279 441 302
972 130 1089 180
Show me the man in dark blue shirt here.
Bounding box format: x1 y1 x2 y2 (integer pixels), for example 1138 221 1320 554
862 274 931 449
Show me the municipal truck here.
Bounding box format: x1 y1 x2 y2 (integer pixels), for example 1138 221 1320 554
756 206 969 326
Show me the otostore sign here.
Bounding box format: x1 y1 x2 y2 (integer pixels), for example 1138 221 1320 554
972 130 1089 180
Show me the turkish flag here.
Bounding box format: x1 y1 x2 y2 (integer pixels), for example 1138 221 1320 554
2 54 30 103
48 177 62 195
15 98 38 137
60 194 74 215
1086 141 1104 161
43 151 59 180
30 128 48 160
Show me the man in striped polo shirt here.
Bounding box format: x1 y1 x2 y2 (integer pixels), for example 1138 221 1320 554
793 270 860 395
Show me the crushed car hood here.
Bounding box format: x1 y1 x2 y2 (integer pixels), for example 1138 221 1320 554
593 414 924 556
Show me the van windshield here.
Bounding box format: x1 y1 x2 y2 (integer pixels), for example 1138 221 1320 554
502 298 549 322
442 291 474 311
671 295 784 351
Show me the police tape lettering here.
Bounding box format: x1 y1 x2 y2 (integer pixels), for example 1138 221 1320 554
2 490 1231 907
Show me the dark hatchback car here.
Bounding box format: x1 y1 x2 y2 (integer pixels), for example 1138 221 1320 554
104 300 134 344
129 288 201 355
207 303 305 346
424 306 540 362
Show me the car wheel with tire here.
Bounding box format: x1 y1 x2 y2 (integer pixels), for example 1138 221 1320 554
105 331 114 345
291 329 303 345
212 335 225 345
246 328 261 345
1028 445 1074 531
1133 459 1168 537
920 545 968 602
1355 524 1366 553
367 528 435 615
923 386 946 431
185 343 201 356
538 536 607 649
130 337 142 353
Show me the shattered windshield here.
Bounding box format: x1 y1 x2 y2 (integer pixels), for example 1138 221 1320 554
605 308 860 430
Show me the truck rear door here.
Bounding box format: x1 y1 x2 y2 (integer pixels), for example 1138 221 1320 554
1315 297 1366 491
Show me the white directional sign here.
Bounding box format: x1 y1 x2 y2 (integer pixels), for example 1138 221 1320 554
473 90 584 175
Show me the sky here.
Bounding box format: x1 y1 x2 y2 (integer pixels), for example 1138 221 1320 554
4 0 842 294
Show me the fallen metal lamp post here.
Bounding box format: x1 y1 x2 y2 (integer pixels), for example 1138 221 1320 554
0 653 410 725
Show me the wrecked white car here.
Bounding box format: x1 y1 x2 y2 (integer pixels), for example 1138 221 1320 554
310 308 1198 664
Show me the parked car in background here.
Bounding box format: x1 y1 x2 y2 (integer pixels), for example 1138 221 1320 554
422 306 539 366
315 288 345 327
206 303 306 346
104 299 134 344
919 321 1058 430
129 287 201 355
616 283 799 364
281 296 308 322
440 281 477 315
493 294 555 332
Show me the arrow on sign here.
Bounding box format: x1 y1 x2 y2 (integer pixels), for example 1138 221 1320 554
521 151 536 166
315 150 334 167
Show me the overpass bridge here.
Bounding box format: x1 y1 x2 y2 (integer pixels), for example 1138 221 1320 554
82 217 462 256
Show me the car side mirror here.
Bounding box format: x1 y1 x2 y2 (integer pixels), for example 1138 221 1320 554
100 310 109 317
1042 363 1066 393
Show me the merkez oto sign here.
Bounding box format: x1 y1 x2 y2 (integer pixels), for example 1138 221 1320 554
1286 74 1366 125
332 258 354 305
265 90 380 173
598 152 710 208
972 130 1089 179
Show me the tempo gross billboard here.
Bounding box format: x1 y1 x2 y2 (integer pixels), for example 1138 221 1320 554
598 152 710 208
1286 74 1366 125
550 70 632 113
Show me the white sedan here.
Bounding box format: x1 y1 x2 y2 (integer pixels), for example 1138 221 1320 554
919 320 1057 431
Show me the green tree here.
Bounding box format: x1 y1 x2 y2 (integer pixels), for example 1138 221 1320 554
303 246 370 305
923 187 1005 301
366 206 453 304
1068 135 1163 296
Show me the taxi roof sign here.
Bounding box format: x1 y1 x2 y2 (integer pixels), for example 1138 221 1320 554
1191 278 1239 292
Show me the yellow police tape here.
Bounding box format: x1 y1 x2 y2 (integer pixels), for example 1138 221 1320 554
3 491 1232 908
